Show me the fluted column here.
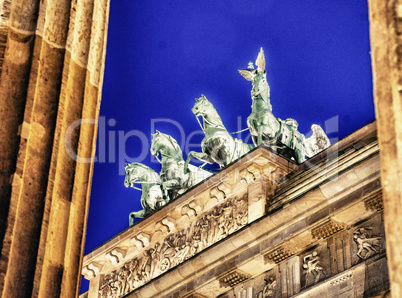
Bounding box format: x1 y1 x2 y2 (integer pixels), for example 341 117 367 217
368 0 402 296
0 0 110 297
0 0 39 259
36 0 110 295
0 1 42 295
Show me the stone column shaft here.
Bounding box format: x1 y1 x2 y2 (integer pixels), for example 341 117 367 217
0 0 110 297
0 0 41 295
368 0 402 296
0 0 39 257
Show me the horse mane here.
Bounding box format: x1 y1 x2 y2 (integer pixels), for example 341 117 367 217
125 162 153 173
160 133 183 156
198 96 225 127
125 162 161 183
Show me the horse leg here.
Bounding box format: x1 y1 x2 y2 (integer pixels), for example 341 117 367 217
210 144 228 166
162 179 181 200
294 148 306 164
257 125 263 146
168 180 189 197
260 114 280 139
162 179 181 189
184 151 195 173
129 209 146 225
247 116 260 146
191 151 215 166
184 151 214 173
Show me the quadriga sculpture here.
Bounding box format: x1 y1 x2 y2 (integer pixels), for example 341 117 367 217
150 130 210 199
124 162 168 225
239 47 330 163
184 95 253 171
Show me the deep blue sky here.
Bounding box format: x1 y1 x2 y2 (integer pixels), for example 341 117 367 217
81 0 374 292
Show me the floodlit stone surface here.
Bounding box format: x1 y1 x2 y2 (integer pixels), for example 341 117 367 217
81 122 391 297
0 0 110 297
368 0 402 296
0 0 401 296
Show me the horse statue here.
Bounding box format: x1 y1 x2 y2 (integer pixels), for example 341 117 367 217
184 95 254 170
124 162 168 225
151 131 211 199
239 47 330 163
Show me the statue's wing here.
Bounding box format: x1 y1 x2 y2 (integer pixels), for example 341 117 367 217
305 124 331 158
255 47 265 72
238 69 253 81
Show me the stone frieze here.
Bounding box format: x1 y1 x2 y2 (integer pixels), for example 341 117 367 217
99 194 248 297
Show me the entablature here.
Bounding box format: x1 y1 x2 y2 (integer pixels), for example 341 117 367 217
81 122 383 298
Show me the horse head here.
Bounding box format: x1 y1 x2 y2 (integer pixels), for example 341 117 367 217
124 162 141 188
150 130 163 157
124 162 160 188
192 94 213 118
125 162 167 223
239 47 271 109
151 130 183 161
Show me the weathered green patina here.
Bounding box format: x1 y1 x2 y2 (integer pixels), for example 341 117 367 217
125 48 331 226
124 162 168 225
151 131 210 199
184 95 254 171
239 48 330 163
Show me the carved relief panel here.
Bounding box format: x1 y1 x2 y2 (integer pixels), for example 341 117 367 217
218 214 387 298
98 194 248 297
300 243 330 289
254 268 280 298
350 214 385 265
